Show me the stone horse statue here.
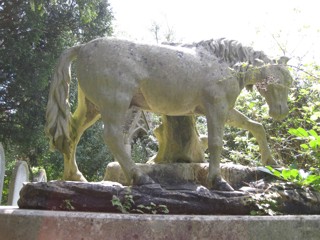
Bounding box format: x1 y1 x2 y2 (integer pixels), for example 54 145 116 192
46 37 292 190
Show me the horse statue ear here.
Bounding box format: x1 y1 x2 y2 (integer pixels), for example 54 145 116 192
273 56 290 65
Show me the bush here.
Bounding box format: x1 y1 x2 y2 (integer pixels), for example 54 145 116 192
222 62 320 170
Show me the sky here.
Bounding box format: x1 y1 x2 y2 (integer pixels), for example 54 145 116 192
108 0 320 62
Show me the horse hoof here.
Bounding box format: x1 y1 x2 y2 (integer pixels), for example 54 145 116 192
78 175 88 182
211 177 234 191
133 174 155 186
64 172 88 182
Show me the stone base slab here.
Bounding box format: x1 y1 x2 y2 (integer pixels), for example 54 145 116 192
1 207 320 240
104 162 266 189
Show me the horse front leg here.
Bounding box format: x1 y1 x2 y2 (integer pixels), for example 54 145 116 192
205 103 234 191
226 109 276 165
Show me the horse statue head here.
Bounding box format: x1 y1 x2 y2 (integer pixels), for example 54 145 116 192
252 57 292 120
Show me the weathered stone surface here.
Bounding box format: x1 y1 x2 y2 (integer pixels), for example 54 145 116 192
18 181 255 215
272 184 320 214
1 207 320 240
17 179 320 215
104 162 266 189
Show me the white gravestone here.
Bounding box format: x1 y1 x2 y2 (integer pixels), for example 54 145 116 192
0 143 5 204
7 161 29 206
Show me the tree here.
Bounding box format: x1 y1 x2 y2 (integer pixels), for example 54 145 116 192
149 20 176 44
0 0 113 191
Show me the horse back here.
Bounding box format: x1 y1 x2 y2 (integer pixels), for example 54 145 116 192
76 38 236 115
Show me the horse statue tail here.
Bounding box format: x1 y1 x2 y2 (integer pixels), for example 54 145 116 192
45 45 82 153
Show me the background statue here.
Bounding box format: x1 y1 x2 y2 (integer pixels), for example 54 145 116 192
150 115 206 164
45 38 292 190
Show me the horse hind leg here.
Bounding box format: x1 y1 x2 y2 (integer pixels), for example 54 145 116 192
63 87 100 181
100 105 155 186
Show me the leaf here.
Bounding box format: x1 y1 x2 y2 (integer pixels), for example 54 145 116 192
281 169 299 180
111 196 122 207
134 209 145 214
296 127 309 137
300 143 309 150
158 205 170 214
303 175 320 185
264 166 282 178
258 166 274 175
272 170 282 178
309 130 319 138
309 140 319 149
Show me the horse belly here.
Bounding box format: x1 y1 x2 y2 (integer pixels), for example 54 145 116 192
139 80 200 115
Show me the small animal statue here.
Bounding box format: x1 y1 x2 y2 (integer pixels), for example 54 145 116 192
46 38 292 190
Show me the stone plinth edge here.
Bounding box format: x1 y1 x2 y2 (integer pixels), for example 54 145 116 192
0 207 319 240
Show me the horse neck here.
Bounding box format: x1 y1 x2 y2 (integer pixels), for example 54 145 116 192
240 65 266 88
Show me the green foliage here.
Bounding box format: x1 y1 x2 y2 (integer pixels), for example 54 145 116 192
222 89 269 166
111 194 136 214
288 127 320 165
131 133 158 163
111 190 169 214
60 199 75 211
196 116 207 135
75 121 113 181
0 0 113 194
218 62 320 171
263 166 320 191
249 192 281 216
131 139 149 163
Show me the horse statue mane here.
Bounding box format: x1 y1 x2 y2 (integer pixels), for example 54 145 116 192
166 38 272 67
165 38 272 92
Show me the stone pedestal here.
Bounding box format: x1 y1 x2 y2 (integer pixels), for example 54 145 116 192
104 162 265 189
1 207 320 240
17 163 320 215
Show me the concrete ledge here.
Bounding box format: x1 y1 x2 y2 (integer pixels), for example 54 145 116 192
0 207 320 240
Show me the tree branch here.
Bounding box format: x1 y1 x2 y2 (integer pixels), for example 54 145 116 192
288 65 320 81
